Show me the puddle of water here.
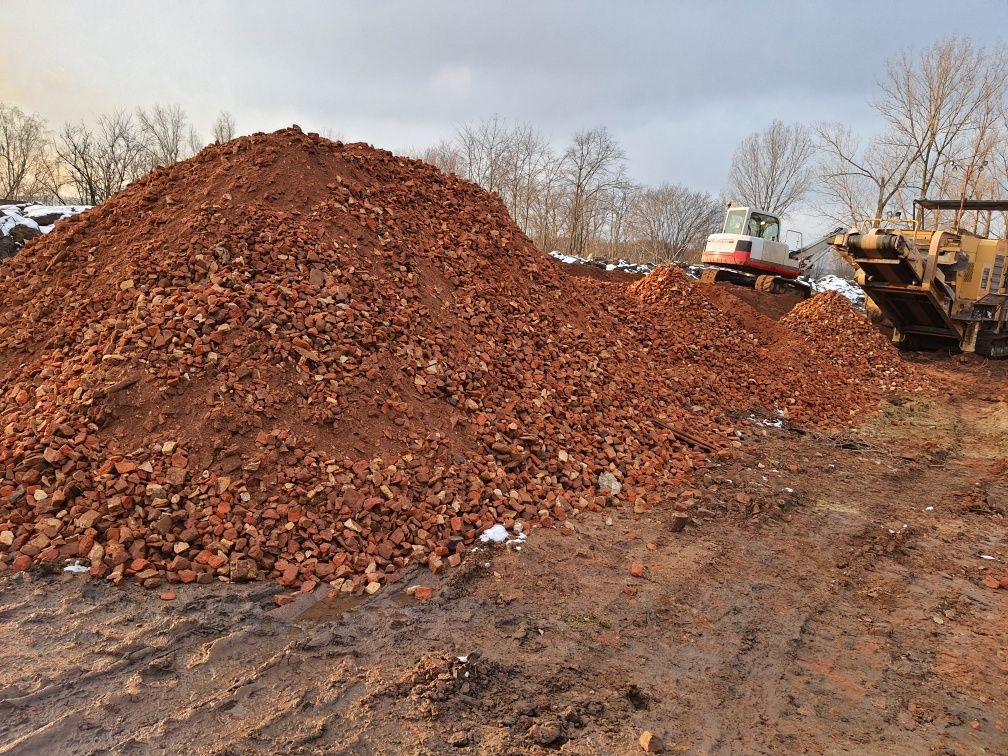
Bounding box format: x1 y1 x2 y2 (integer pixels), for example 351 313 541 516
294 593 366 623
389 590 416 607
281 583 417 626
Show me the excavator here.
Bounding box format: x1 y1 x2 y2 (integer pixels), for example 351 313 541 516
700 204 841 295
831 199 1008 358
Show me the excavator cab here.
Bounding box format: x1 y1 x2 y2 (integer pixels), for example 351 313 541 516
723 207 780 241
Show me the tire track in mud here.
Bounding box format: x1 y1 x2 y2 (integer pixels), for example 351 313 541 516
0 365 1006 754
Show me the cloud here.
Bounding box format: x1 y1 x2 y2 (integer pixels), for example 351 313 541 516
430 65 474 100
1 0 1004 234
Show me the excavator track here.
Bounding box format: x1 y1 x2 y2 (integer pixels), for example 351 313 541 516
976 333 1008 359
700 268 721 285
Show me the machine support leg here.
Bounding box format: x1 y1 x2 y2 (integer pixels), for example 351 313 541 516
961 322 980 354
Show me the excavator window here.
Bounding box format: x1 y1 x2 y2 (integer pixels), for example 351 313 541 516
724 208 747 235
749 212 780 241
724 208 780 240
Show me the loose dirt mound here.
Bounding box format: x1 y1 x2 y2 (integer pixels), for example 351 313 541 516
701 281 806 322
693 280 791 345
0 129 911 593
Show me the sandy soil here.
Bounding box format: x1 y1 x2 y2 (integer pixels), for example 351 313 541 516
1 353 1006 755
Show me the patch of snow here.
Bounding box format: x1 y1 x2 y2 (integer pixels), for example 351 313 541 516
685 264 705 280
23 204 89 219
477 523 528 549
0 203 90 256
811 275 865 307
747 413 783 428
63 560 89 574
479 523 509 543
549 249 656 276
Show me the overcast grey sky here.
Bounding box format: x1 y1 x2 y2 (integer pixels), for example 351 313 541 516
3 0 1007 231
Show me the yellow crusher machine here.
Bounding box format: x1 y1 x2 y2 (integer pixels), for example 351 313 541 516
832 199 1008 358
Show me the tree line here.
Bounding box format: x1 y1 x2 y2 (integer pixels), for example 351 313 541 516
814 35 1008 235
3 34 1006 262
420 34 1008 260
418 118 723 264
0 106 236 206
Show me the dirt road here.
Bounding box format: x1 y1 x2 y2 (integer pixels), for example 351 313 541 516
1 353 1005 755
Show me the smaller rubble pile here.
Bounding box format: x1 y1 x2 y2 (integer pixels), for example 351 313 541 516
629 265 914 421
628 264 696 304
810 274 866 309
781 292 909 390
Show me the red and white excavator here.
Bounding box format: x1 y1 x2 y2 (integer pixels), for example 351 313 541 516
700 204 833 295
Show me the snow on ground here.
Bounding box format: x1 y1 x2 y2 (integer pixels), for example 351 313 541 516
548 250 866 307
0 203 90 258
0 216 25 236
549 250 656 276
810 274 866 307
1 204 89 222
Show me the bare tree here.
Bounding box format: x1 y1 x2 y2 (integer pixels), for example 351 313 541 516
136 103 190 168
419 139 464 176
814 123 919 227
0 103 48 201
988 112 1008 236
631 183 723 263
528 151 565 252
427 117 556 244
454 114 515 195
500 124 553 233
602 182 638 255
211 111 236 143
874 35 1008 220
561 127 627 257
415 120 721 262
728 120 814 216
187 125 204 157
50 111 146 204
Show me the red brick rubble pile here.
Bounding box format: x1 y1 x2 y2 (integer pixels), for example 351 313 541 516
0 127 909 592
781 292 910 391
628 266 913 420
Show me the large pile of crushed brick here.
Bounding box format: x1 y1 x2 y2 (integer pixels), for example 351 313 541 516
0 128 909 592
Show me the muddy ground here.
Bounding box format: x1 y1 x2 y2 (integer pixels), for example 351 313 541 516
1 350 1006 755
